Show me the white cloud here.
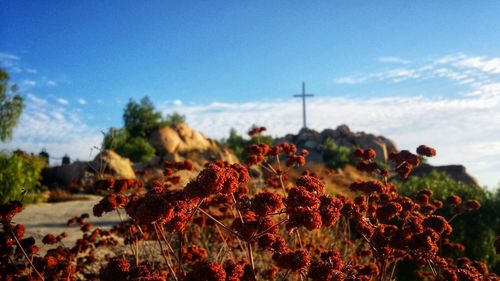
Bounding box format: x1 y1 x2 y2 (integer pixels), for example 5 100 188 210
454 56 500 74
1 94 102 163
334 76 361 85
46 80 57 86
160 78 500 189
56 98 69 105
0 52 20 62
378 56 410 64
21 80 37 88
335 53 500 86
173 99 183 106
77 98 87 105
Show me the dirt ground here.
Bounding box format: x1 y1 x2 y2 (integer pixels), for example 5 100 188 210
13 196 122 250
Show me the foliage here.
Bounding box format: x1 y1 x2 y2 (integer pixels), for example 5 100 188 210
165 111 186 127
322 137 356 169
0 151 46 204
102 128 155 163
0 69 24 142
103 97 187 162
123 96 167 138
397 171 500 274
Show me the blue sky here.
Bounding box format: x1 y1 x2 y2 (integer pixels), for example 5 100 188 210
1 1 500 188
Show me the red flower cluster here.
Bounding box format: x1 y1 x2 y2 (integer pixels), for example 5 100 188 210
286 176 343 231
184 261 226 281
248 126 266 136
0 201 22 223
93 193 127 217
184 161 250 198
94 178 142 193
416 145 437 157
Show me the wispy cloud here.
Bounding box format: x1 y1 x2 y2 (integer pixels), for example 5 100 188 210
1 94 102 163
378 56 410 64
454 56 500 74
46 80 57 86
0 52 20 62
161 54 500 188
77 98 87 105
21 80 37 89
335 53 500 86
56 98 69 105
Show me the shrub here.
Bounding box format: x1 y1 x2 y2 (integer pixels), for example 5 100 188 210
0 151 46 204
165 111 186 127
322 137 356 169
397 171 500 274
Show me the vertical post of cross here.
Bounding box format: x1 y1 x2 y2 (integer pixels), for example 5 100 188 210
293 82 314 129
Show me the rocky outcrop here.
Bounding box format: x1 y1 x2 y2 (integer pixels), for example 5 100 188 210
411 164 479 187
90 150 136 179
42 150 135 188
149 123 239 165
277 125 397 163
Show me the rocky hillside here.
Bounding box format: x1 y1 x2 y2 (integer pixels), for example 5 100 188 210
276 124 479 187
276 124 397 163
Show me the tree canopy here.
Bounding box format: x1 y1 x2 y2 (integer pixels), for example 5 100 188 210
123 96 166 138
103 96 186 162
0 69 24 142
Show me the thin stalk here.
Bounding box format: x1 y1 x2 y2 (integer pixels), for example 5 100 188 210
296 230 304 249
156 225 179 263
280 269 291 281
9 229 44 281
153 223 178 281
231 193 244 224
178 233 184 275
197 207 245 240
252 218 289 240
246 242 256 273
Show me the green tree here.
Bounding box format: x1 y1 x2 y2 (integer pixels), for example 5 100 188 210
165 112 186 127
322 138 356 169
102 127 155 163
0 151 46 204
0 69 24 141
123 96 166 138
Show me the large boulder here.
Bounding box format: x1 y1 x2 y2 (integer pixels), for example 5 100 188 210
149 123 238 165
91 150 136 179
41 150 135 188
277 124 398 163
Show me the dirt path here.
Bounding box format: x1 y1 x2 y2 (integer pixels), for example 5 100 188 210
13 196 122 249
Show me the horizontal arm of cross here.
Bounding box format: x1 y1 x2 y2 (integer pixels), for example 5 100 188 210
293 94 314 97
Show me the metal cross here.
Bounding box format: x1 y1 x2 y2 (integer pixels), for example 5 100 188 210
293 82 314 129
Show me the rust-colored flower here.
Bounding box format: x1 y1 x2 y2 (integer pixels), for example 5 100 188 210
0 201 23 224
185 261 226 281
251 192 283 216
416 145 436 157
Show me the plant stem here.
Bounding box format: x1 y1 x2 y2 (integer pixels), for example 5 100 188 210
9 229 44 281
153 223 178 281
197 207 245 240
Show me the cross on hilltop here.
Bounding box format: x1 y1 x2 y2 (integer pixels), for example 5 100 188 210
293 82 314 129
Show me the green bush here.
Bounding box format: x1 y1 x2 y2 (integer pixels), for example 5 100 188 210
0 151 46 204
322 137 356 169
397 171 500 274
165 112 186 127
102 128 155 163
